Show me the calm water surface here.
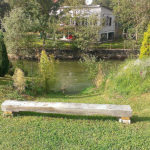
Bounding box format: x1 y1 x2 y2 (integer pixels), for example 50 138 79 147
13 60 123 94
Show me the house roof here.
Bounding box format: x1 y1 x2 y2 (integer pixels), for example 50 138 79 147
60 5 113 11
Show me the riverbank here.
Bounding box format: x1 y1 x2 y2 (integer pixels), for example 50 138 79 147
1 58 150 149
0 76 150 149
8 49 139 60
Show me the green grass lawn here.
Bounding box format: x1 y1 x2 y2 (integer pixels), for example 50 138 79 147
33 38 138 50
0 77 150 150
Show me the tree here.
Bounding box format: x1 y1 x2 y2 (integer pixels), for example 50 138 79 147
39 50 56 93
73 15 101 51
0 32 9 77
112 0 150 42
3 7 34 56
61 0 102 51
23 0 62 47
139 25 150 58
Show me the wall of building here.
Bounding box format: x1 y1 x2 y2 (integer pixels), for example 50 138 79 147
99 7 115 41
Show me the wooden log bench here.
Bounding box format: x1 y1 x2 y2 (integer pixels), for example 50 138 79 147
1 100 132 124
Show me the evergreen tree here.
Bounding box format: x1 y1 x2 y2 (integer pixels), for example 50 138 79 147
0 32 9 77
39 50 55 93
139 25 150 58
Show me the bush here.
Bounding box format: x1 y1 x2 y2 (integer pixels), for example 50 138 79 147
0 32 9 77
139 25 150 59
80 54 103 88
39 50 56 93
80 54 99 80
13 68 26 93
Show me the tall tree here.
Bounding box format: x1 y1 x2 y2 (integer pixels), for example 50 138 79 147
112 0 150 42
62 0 102 51
3 0 62 55
21 0 62 47
3 8 34 56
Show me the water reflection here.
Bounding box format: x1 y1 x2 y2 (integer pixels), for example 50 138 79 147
12 60 122 94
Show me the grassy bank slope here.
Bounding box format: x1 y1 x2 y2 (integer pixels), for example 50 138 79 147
0 76 150 150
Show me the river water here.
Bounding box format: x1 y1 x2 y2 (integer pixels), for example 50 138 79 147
13 60 122 94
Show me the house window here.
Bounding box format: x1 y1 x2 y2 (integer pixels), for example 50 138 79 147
101 33 107 41
106 16 112 26
109 17 112 26
108 32 114 40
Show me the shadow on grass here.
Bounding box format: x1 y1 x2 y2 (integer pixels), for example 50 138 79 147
14 111 117 122
40 91 101 99
131 115 150 123
13 112 150 123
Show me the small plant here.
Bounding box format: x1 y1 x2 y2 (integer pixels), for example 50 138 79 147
139 25 150 59
94 64 103 88
12 68 26 93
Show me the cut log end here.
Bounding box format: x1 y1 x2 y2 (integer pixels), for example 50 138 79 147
3 111 13 117
119 117 131 124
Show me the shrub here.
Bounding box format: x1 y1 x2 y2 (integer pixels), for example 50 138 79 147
80 54 104 88
0 32 9 77
12 68 26 93
139 25 150 59
80 54 99 80
39 50 56 93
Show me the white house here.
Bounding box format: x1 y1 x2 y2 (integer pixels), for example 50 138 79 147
58 4 116 41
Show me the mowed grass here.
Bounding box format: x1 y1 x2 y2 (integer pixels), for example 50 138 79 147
0 78 150 150
33 38 127 50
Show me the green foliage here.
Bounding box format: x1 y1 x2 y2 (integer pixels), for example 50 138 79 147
3 8 34 55
81 55 104 88
80 54 103 87
5 0 62 49
39 50 56 93
105 58 150 96
12 68 26 93
73 18 101 51
0 32 9 77
61 3 101 51
112 0 150 42
80 54 98 79
94 0 112 7
139 25 150 59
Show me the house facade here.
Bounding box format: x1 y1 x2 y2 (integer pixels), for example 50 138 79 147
59 5 116 41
